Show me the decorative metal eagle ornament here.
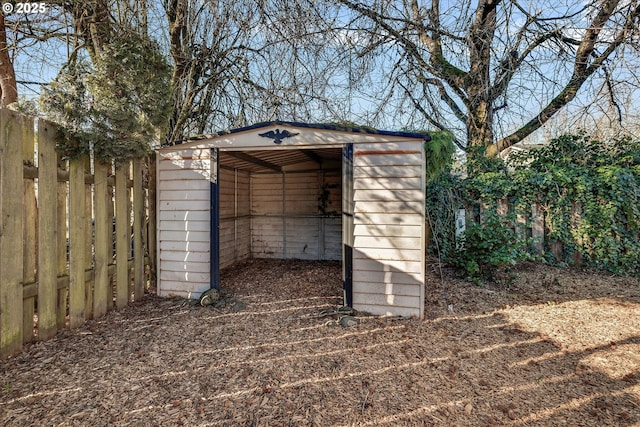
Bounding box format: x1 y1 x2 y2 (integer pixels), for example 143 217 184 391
258 129 299 144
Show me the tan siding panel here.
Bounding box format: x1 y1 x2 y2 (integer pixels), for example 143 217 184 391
353 281 422 296
159 149 211 160
159 179 210 191
353 236 422 250
159 200 210 211
160 250 210 262
356 141 424 151
158 281 210 298
160 246 210 265
354 201 424 214
353 259 423 274
353 189 422 202
353 247 422 262
354 153 422 167
353 224 422 237
158 169 210 181
160 220 210 231
350 303 420 317
160 230 210 242
159 189 210 201
353 177 422 190
159 159 210 171
354 166 421 178
159 210 210 221
352 293 421 310
160 270 210 283
161 261 210 273
354 213 424 226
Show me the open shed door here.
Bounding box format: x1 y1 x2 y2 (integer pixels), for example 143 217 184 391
342 143 354 307
210 148 220 290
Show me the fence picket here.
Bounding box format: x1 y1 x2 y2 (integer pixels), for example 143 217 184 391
69 158 86 327
133 158 144 299
37 120 59 340
93 161 111 318
0 110 25 357
84 158 94 319
56 155 68 329
115 165 130 308
22 115 36 344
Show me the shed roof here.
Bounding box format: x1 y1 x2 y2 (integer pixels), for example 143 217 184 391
162 121 431 148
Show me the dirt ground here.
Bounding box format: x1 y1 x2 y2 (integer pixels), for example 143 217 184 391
1 258 639 426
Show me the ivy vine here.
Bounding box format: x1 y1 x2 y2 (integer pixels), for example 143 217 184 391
427 133 640 279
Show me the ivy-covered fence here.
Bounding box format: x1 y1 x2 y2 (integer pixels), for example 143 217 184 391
0 110 156 358
427 133 640 280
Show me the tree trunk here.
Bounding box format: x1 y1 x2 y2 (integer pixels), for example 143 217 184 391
0 14 18 107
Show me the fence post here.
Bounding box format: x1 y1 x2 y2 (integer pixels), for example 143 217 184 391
1 109 25 357
37 120 59 340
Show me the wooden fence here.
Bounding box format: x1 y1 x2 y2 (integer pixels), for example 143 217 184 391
457 199 581 263
0 109 156 358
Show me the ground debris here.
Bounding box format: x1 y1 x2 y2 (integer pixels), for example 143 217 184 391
1 258 639 426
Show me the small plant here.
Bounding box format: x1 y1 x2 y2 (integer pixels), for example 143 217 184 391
451 211 534 283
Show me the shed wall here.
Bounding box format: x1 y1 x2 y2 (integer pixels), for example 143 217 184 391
220 168 251 269
250 171 341 260
351 141 425 317
157 149 211 298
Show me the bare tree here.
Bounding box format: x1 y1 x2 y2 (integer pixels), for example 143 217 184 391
163 0 349 142
0 14 18 107
331 0 640 156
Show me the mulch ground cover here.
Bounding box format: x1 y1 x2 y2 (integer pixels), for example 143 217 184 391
1 258 639 426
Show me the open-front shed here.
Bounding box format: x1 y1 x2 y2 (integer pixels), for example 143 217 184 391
156 122 430 317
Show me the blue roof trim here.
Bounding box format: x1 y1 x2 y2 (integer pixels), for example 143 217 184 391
163 121 431 147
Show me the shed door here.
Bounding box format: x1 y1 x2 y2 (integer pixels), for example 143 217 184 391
210 148 220 290
342 143 354 307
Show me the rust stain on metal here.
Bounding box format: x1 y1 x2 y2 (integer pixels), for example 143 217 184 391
354 150 422 156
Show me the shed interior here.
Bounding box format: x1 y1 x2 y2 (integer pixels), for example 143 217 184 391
217 146 344 270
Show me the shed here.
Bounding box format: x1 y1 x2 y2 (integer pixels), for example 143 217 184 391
156 122 430 317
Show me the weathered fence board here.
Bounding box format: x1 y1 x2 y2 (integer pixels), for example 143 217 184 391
22 114 36 344
115 165 130 308
37 120 59 340
0 110 154 358
93 161 111 318
133 158 144 300
1 110 26 357
69 157 86 328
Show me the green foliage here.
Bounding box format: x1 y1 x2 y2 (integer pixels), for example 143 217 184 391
427 132 640 279
424 130 456 182
40 31 171 164
450 211 534 283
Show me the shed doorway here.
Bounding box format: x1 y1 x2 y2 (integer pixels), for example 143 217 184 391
210 145 346 296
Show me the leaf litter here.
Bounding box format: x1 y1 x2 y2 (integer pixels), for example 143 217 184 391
1 258 639 426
